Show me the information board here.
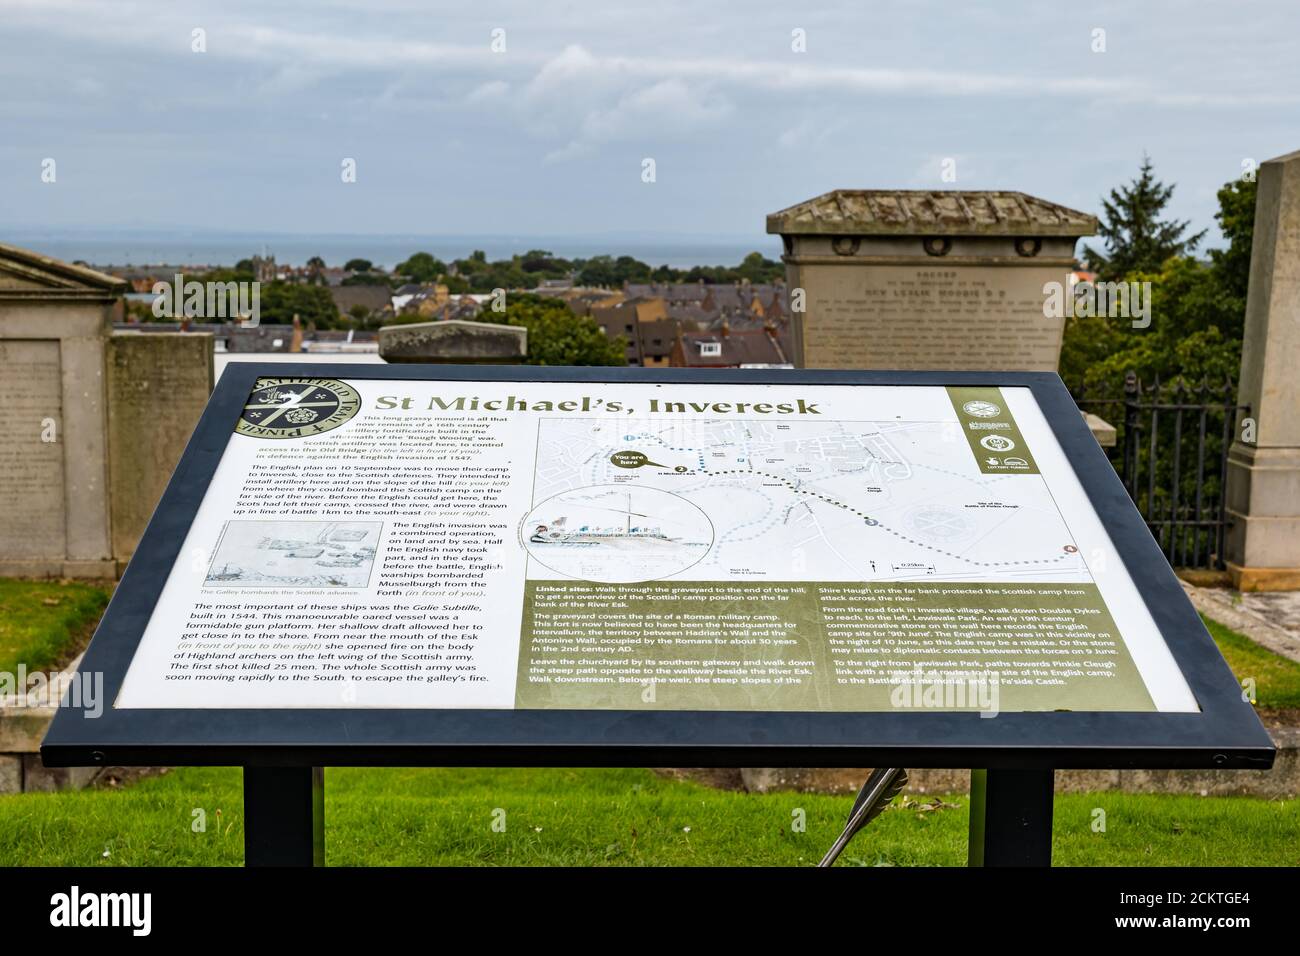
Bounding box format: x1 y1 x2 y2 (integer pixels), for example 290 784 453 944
116 375 1194 715
43 366 1274 769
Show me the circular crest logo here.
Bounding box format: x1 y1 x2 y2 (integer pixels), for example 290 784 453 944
236 378 361 439
962 399 1002 418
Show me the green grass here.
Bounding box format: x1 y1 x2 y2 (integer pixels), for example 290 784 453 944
1 592 1293 866
0 579 109 675
0 767 1295 867
1203 613 1300 710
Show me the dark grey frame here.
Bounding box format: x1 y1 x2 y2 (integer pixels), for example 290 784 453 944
43 364 1275 772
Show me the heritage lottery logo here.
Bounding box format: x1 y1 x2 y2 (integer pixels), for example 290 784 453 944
236 378 361 440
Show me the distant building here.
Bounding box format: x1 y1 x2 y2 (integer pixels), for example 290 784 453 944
563 288 624 316
250 255 277 283
330 284 393 320
400 284 451 318
671 322 793 369
590 296 674 366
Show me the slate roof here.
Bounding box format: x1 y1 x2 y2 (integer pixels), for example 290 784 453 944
330 285 393 313
676 327 791 367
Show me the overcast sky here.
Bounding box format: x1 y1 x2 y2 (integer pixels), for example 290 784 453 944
2 0 1297 246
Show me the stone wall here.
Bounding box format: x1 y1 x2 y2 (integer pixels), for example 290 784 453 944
107 332 214 569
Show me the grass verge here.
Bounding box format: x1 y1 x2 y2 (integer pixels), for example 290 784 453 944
1202 613 1300 711
0 579 109 675
0 766 1294 867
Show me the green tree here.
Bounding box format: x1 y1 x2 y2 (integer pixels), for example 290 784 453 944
394 252 447 283
493 293 625 366
1084 155 1206 280
344 258 373 273
734 251 784 283
1061 172 1256 390
1207 176 1257 307
341 272 390 286
519 250 573 276
305 256 327 285
575 254 652 288
258 281 340 328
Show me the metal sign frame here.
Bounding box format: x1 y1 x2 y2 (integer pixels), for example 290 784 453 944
44 364 1274 773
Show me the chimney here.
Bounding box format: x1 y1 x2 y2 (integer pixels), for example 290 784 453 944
721 319 730 338
291 313 304 353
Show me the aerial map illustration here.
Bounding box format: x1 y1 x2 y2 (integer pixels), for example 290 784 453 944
526 417 1089 583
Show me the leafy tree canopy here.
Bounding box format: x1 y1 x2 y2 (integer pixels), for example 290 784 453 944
1084 154 1207 280
258 281 340 328
394 252 448 284
493 293 626 366
1061 173 1255 391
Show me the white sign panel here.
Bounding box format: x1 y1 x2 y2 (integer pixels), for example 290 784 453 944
116 378 1197 713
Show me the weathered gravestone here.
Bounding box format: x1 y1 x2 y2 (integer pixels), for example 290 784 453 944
378 319 526 364
766 189 1098 372
1226 149 1300 590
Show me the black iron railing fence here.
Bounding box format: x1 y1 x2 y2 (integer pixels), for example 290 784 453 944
1071 372 1248 570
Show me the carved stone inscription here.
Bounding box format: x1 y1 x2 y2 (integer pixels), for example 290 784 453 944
800 264 1067 371
0 340 66 557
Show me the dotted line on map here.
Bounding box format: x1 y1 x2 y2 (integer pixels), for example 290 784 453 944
698 466 1069 569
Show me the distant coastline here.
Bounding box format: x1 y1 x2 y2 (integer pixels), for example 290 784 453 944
5 231 782 271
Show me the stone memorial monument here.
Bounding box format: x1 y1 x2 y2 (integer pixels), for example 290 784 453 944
1226 149 1300 590
766 189 1098 371
0 243 212 579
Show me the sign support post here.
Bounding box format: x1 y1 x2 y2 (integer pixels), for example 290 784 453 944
244 766 325 867
967 768 1055 867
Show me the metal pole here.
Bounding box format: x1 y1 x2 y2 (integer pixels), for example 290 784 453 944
244 766 325 867
967 768 1054 867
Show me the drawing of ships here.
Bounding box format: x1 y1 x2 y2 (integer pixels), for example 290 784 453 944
529 493 679 546
208 563 244 581
317 553 366 568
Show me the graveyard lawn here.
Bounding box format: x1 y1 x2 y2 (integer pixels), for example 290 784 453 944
0 766 1296 867
1203 614 1300 712
0 579 109 675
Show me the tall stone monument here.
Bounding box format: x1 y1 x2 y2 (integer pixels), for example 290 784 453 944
1226 149 1300 590
766 190 1098 370
0 243 213 578
0 245 124 578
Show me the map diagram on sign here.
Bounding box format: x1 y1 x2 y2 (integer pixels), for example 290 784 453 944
526 418 1090 583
